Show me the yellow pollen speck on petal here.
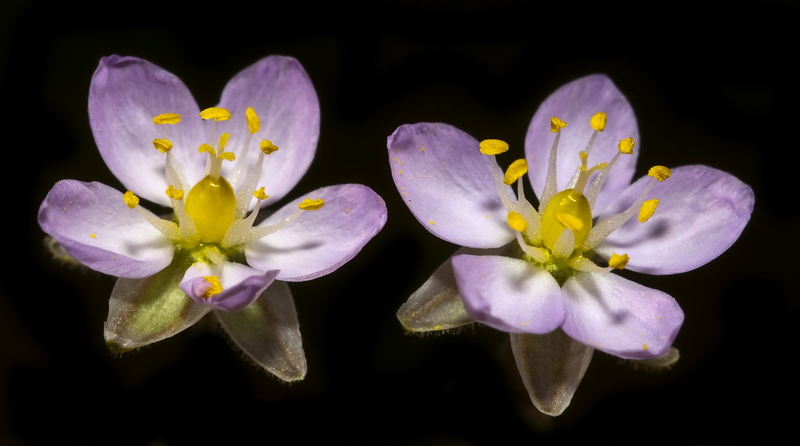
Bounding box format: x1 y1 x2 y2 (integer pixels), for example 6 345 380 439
200 107 231 121
299 198 325 211
123 191 139 208
246 107 260 134
429 220 435 225
153 138 173 153
165 185 184 200
639 199 659 223
90 233 96 238
590 112 607 132
618 138 635 154
556 212 584 232
479 139 509 155
153 113 181 125
253 187 270 200
609 253 630 269
550 116 567 133
218 152 236 162
648 165 671 181
503 159 528 185
420 146 426 152
507 211 528 233
199 143 216 155
260 140 279 155
201 276 223 298
642 344 649 350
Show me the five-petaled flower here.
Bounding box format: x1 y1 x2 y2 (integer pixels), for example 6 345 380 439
387 74 753 415
38 55 387 381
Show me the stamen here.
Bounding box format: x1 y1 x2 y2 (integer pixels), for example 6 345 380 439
153 138 173 153
260 140 279 155
123 191 180 240
515 231 549 263
608 253 630 269
201 276 223 298
200 107 232 121
550 116 567 133
253 187 270 201
539 118 566 211
584 138 635 209
153 113 181 125
638 199 659 223
246 107 261 134
221 188 270 248
507 211 528 232
570 256 612 273
618 138 635 155
123 191 139 209
503 159 528 186
165 185 184 200
299 198 325 211
479 139 509 155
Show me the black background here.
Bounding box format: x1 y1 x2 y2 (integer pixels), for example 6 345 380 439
4 0 798 444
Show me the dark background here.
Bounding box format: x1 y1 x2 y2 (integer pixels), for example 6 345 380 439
4 0 797 444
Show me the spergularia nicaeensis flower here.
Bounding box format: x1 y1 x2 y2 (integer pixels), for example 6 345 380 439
388 74 753 415
38 55 387 381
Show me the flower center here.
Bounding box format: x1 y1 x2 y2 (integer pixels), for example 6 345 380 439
480 112 671 280
185 175 237 244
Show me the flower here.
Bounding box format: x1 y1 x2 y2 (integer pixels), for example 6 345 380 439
387 74 753 415
38 55 387 382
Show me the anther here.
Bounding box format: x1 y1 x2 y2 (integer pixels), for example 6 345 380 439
648 165 671 182
590 112 607 132
507 211 528 232
503 159 528 186
638 199 659 223
201 276 223 298
153 113 181 125
153 138 173 153
298 198 325 211
123 191 139 208
200 107 232 121
608 253 630 269
479 139 509 155
550 117 567 133
246 107 261 134
253 187 270 201
618 138 635 154
260 140 279 155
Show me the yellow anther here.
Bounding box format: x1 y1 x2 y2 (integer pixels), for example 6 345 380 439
217 132 231 150
608 253 630 270
165 185 184 200
246 107 261 134
123 191 139 209
260 140 279 155
199 144 216 155
218 152 236 161
507 211 528 233
152 138 173 153
201 276 223 298
199 107 232 121
479 139 509 155
556 212 585 232
298 198 325 211
253 187 270 200
503 159 528 185
638 199 659 223
153 113 181 125
590 112 607 132
618 138 635 154
648 165 672 182
550 116 567 133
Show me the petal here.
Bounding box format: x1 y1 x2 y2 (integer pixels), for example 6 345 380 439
387 122 514 248
38 180 174 278
180 261 279 312
510 330 594 416
216 56 319 206
245 184 387 282
596 165 755 275
396 247 488 332
215 281 306 382
451 254 565 334
525 74 639 211
561 272 684 359
89 55 205 206
104 256 211 352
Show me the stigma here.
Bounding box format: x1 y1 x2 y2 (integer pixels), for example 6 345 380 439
482 112 670 280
